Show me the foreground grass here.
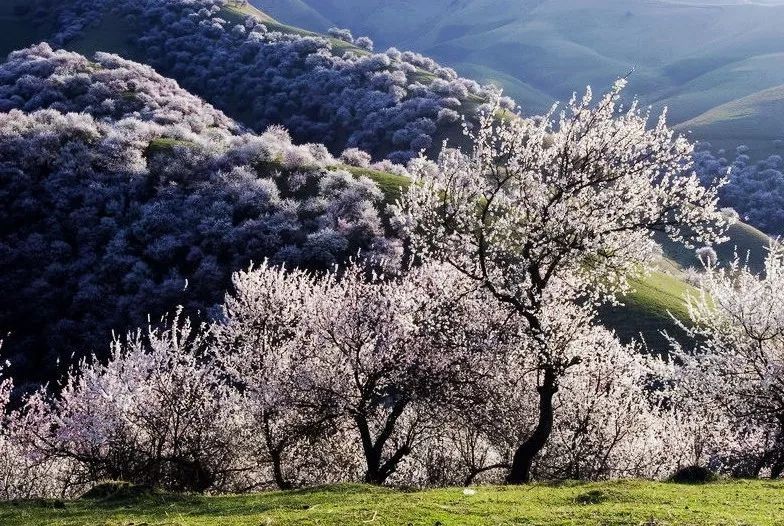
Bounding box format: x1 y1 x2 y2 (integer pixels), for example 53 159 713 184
3 481 784 526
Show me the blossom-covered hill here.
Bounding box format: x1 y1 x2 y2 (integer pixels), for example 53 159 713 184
0 44 405 386
9 0 512 163
0 0 774 387
0 44 239 132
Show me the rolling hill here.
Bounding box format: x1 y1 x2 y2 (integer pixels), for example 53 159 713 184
6 0 499 165
257 0 784 159
0 0 774 371
678 84 784 159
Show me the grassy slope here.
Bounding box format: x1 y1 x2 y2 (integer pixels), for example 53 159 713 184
677 84 784 159
606 221 771 348
656 221 772 274
3 481 784 525
600 271 695 350
654 53 784 122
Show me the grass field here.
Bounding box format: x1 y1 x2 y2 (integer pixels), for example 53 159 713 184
2 481 784 525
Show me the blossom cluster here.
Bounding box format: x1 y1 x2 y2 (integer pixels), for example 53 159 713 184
0 261 693 498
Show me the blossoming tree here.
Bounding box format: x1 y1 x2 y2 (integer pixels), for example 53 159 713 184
397 80 725 482
673 247 784 478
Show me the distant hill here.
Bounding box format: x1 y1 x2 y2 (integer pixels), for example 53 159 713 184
257 0 784 159
678 84 784 159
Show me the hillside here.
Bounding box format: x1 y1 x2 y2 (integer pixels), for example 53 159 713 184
0 43 407 384
24 0 501 164
678 84 784 159
2 1 784 503
602 219 772 350
258 0 784 159
0 0 774 377
3 481 784 525
12 0 784 161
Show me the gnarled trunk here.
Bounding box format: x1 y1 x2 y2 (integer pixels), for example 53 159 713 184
506 367 557 484
269 448 293 490
771 418 784 479
262 413 293 490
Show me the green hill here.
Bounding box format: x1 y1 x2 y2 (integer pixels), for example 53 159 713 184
259 0 784 159
677 84 784 159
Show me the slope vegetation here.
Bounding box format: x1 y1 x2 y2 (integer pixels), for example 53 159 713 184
39 0 502 163
259 0 784 157
0 0 773 373
0 44 400 383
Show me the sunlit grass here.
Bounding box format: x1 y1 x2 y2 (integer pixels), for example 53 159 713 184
3 480 783 525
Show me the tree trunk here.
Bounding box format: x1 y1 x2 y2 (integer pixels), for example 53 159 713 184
355 399 410 485
770 419 784 479
270 448 293 490
356 413 384 484
506 367 557 484
771 457 784 479
262 413 292 490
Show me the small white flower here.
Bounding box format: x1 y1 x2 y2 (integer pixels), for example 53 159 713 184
463 488 477 496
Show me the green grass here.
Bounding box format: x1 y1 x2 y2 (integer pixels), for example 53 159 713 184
342 165 411 204
145 138 198 156
628 271 694 323
3 481 784 525
221 3 370 56
600 270 695 350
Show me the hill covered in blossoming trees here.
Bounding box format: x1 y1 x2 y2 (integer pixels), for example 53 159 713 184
0 0 774 387
6 0 513 164
0 43 408 386
2 0 784 509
